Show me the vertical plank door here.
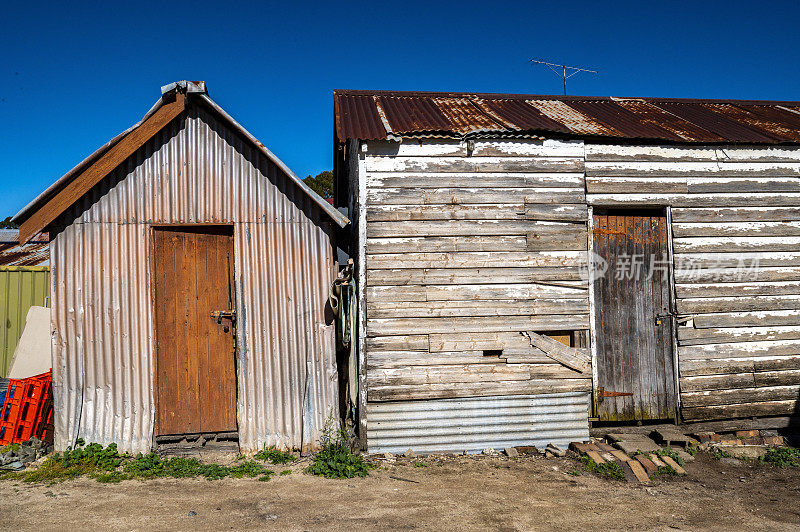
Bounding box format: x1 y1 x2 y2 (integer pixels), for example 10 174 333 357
592 210 676 421
153 226 237 435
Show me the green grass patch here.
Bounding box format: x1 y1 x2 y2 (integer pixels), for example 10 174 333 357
650 465 677 478
581 455 625 481
0 441 277 483
711 448 734 460
760 446 800 468
254 446 296 465
653 448 685 467
1 443 21 453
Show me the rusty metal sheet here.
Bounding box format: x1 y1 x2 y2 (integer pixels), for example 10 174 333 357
335 93 388 141
528 99 620 136
565 100 684 141
0 230 49 266
377 95 451 134
474 98 572 134
710 104 800 142
651 102 778 143
613 99 725 142
432 97 505 133
334 89 800 145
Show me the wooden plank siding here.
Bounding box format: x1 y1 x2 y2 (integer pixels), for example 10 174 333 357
362 139 591 402
586 143 800 421
359 138 800 422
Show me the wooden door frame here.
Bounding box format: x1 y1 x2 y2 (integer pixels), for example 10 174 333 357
587 206 681 421
149 223 239 439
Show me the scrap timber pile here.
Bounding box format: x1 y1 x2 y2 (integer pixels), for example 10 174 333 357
568 426 793 483
569 435 688 483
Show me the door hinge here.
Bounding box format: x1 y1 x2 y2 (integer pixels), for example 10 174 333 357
655 312 692 325
597 386 633 403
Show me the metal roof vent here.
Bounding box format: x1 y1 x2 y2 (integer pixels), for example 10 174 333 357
160 80 207 95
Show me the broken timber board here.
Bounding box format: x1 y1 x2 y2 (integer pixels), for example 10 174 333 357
585 450 606 464
569 442 599 454
627 460 650 482
522 331 590 373
661 456 686 475
609 450 631 462
634 455 658 475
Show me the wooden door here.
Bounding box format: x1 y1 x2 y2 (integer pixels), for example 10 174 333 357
593 210 676 421
153 226 237 435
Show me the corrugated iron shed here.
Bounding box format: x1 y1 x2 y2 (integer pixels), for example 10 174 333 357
0 230 49 266
12 82 342 454
334 90 800 144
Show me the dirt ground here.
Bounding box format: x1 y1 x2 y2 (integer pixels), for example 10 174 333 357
1 452 799 531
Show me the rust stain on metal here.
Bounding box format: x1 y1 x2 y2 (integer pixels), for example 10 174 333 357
431 97 504 133
527 100 619 136
334 89 800 145
0 230 49 266
613 99 725 142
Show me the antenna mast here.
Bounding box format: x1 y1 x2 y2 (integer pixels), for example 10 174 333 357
530 59 598 95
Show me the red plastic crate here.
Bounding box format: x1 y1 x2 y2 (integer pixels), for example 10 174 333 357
0 370 53 446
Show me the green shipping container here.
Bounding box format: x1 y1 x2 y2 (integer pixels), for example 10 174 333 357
0 266 50 377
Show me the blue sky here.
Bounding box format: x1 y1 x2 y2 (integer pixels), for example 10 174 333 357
2 1 800 217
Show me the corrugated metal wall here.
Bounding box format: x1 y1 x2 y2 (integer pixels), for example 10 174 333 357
51 103 338 453
0 266 50 377
366 392 590 454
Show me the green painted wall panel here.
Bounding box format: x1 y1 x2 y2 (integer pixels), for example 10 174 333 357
0 267 50 377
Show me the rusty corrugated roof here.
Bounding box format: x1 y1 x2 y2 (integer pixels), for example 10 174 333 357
0 230 49 266
333 90 800 144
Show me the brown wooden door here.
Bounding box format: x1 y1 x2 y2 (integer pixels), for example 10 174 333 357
593 210 676 421
153 226 237 435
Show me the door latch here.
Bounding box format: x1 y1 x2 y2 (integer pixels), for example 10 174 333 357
211 310 236 324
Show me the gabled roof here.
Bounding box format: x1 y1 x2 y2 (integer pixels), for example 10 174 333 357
15 81 349 242
334 89 800 144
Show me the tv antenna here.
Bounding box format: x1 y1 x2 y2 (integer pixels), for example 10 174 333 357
530 59 598 95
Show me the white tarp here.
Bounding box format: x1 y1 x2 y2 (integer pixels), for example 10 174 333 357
7 306 51 379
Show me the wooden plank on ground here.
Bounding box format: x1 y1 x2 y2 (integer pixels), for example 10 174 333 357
627 460 650 482
610 450 631 462
585 450 606 464
660 456 686 474
634 455 657 475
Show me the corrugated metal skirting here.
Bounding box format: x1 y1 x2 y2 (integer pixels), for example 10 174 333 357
366 392 590 454
50 103 338 453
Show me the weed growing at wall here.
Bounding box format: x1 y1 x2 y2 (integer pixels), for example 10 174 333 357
254 446 296 465
306 419 371 479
